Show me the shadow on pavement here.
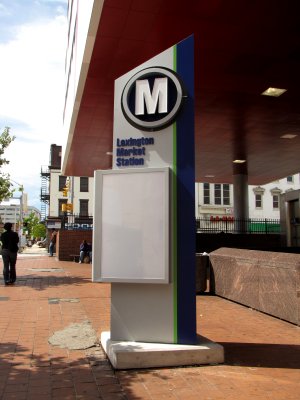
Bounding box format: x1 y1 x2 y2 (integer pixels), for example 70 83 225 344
220 342 300 369
0 341 126 399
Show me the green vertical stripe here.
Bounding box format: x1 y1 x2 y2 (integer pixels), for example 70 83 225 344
172 123 178 343
172 45 178 343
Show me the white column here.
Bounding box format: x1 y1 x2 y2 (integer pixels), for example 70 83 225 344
233 174 249 220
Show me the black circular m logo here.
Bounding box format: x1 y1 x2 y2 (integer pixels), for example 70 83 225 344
121 67 185 131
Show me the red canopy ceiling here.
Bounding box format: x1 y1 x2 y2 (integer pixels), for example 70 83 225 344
64 0 300 185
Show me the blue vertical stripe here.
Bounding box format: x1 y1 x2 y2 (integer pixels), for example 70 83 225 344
175 35 197 344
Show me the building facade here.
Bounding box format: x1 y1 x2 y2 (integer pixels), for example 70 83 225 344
41 144 94 224
49 171 94 217
0 204 41 230
195 174 300 220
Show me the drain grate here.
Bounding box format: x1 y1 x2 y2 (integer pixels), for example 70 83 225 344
0 297 9 301
48 298 80 304
48 298 60 304
28 268 65 272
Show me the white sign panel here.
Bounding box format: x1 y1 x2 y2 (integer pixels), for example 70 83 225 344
113 48 175 171
47 221 62 229
93 167 169 283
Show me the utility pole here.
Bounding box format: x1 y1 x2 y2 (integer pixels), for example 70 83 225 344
10 180 25 250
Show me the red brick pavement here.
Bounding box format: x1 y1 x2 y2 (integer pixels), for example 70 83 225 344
0 252 299 399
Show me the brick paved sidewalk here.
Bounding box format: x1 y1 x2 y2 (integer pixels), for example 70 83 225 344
0 255 299 399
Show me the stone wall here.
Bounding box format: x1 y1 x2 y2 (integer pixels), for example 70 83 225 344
57 230 93 261
209 247 300 325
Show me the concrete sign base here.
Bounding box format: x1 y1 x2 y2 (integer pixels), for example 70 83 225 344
101 331 224 370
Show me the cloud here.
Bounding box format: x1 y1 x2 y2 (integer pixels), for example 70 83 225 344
0 16 67 132
39 0 68 2
0 1 68 42
0 9 67 211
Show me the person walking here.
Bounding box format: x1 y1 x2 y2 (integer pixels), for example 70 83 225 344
49 229 57 257
1 222 19 285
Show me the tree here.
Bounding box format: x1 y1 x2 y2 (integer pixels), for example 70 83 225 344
32 223 46 239
0 127 16 202
23 212 40 238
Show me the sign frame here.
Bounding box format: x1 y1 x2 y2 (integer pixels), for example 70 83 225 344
93 167 170 284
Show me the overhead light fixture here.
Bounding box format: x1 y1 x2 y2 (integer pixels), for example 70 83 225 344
280 134 298 139
106 151 113 155
233 159 246 164
261 87 287 97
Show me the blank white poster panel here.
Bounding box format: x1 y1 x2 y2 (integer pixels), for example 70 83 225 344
99 168 169 283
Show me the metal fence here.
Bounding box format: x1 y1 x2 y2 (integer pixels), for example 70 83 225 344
60 214 281 234
196 217 281 234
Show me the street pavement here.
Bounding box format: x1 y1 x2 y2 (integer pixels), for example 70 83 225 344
0 247 299 399
18 244 49 258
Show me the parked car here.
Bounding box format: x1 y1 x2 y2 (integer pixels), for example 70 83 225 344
37 238 48 248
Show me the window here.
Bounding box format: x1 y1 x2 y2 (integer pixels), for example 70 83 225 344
59 176 67 191
273 195 279 209
271 188 281 209
255 194 262 208
79 199 89 216
203 183 210 204
80 177 89 192
253 186 265 209
214 184 221 205
287 175 293 183
214 183 230 205
223 184 230 205
58 199 67 216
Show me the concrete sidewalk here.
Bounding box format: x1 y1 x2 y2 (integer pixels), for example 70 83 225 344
0 253 299 399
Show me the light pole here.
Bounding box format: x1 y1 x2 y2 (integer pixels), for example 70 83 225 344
13 205 17 231
9 180 24 249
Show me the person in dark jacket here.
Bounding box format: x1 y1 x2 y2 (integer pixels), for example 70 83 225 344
79 239 92 263
1 222 19 285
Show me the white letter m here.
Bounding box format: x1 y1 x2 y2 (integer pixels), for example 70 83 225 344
135 77 168 115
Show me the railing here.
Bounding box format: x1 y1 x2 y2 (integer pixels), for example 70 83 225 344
196 217 281 234
60 214 281 234
60 213 93 230
40 166 50 176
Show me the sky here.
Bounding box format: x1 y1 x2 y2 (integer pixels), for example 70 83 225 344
0 0 68 211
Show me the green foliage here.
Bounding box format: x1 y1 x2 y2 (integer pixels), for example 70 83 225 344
0 127 16 202
23 212 40 237
32 223 46 239
0 176 12 201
